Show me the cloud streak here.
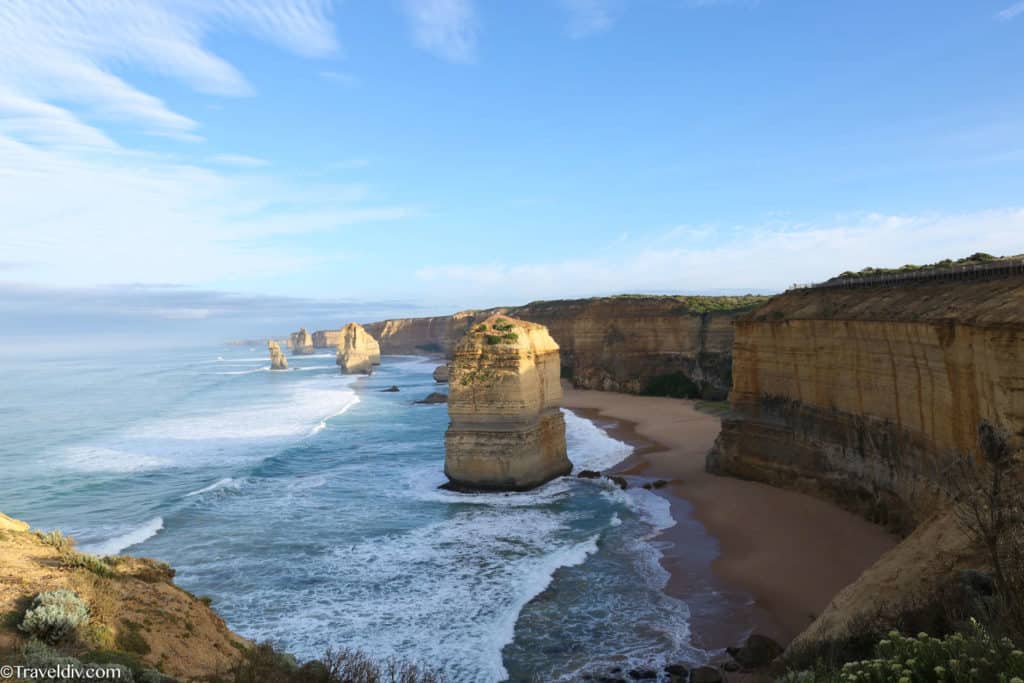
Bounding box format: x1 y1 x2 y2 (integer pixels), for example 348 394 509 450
560 0 618 37
0 0 338 146
997 1 1024 20
402 0 477 62
0 137 415 286
416 209 1024 304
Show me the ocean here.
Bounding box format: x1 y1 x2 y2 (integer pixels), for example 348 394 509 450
0 346 712 681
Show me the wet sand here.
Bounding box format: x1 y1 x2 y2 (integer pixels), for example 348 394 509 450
563 388 899 650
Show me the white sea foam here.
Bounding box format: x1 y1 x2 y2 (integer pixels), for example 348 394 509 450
226 508 598 683
59 375 360 471
61 446 166 472
185 478 241 497
215 367 269 375
83 517 164 556
133 376 358 441
563 409 634 472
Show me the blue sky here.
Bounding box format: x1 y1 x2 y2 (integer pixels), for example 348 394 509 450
2 0 1023 339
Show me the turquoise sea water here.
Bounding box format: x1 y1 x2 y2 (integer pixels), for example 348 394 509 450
0 346 715 681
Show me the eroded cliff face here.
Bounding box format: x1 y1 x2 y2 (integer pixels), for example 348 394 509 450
444 315 570 491
357 296 764 399
289 327 314 355
710 276 1024 531
335 322 381 374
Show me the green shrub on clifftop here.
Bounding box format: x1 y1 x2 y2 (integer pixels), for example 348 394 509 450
779 621 1024 683
19 589 89 644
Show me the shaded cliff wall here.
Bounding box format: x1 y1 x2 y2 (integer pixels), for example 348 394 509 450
709 276 1024 531
355 296 764 399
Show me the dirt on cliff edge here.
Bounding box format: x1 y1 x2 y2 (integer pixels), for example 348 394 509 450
0 516 248 681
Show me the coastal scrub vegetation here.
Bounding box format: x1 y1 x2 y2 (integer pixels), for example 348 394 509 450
19 590 89 644
223 641 447 683
946 421 1024 642
522 294 772 313
834 253 1001 280
778 621 1024 683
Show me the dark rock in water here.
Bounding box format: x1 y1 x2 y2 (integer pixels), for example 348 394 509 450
690 666 724 683
432 365 450 383
722 660 741 672
577 470 602 479
381 385 400 392
415 392 448 404
596 678 626 683
609 667 622 674
727 633 784 668
651 479 668 489
664 663 689 677
609 475 629 490
642 482 652 490
627 668 657 679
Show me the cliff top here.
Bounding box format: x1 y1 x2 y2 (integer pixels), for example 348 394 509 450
456 314 560 355
745 274 1024 325
0 514 247 680
513 293 771 313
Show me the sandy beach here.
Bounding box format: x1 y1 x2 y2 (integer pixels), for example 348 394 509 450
563 388 899 650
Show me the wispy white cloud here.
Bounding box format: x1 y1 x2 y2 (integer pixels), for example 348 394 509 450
0 137 415 286
402 0 477 63
320 70 359 86
209 154 271 168
0 0 338 146
560 0 618 37
416 209 1024 302
997 1 1024 19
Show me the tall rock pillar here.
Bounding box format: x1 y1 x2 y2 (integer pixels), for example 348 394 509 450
444 315 571 491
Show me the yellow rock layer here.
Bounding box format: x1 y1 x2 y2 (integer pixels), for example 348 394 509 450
445 315 571 490
335 322 382 374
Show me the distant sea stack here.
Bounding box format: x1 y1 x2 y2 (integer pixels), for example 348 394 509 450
444 315 570 491
290 327 314 355
268 340 288 370
336 323 382 375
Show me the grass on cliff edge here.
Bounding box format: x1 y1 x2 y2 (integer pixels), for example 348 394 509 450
833 252 1007 280
519 294 772 313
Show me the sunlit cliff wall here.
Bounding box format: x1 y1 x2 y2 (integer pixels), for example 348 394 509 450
354 296 765 399
709 276 1024 531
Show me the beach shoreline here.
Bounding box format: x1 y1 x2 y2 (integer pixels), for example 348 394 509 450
563 388 899 650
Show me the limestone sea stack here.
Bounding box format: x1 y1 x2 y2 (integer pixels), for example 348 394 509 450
432 364 450 383
444 315 571 491
268 340 288 370
290 327 315 355
336 322 382 374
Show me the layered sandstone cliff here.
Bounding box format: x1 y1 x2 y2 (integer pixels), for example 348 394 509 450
444 315 571 491
335 322 382 374
357 296 766 399
268 340 288 370
709 276 1024 531
289 327 314 355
